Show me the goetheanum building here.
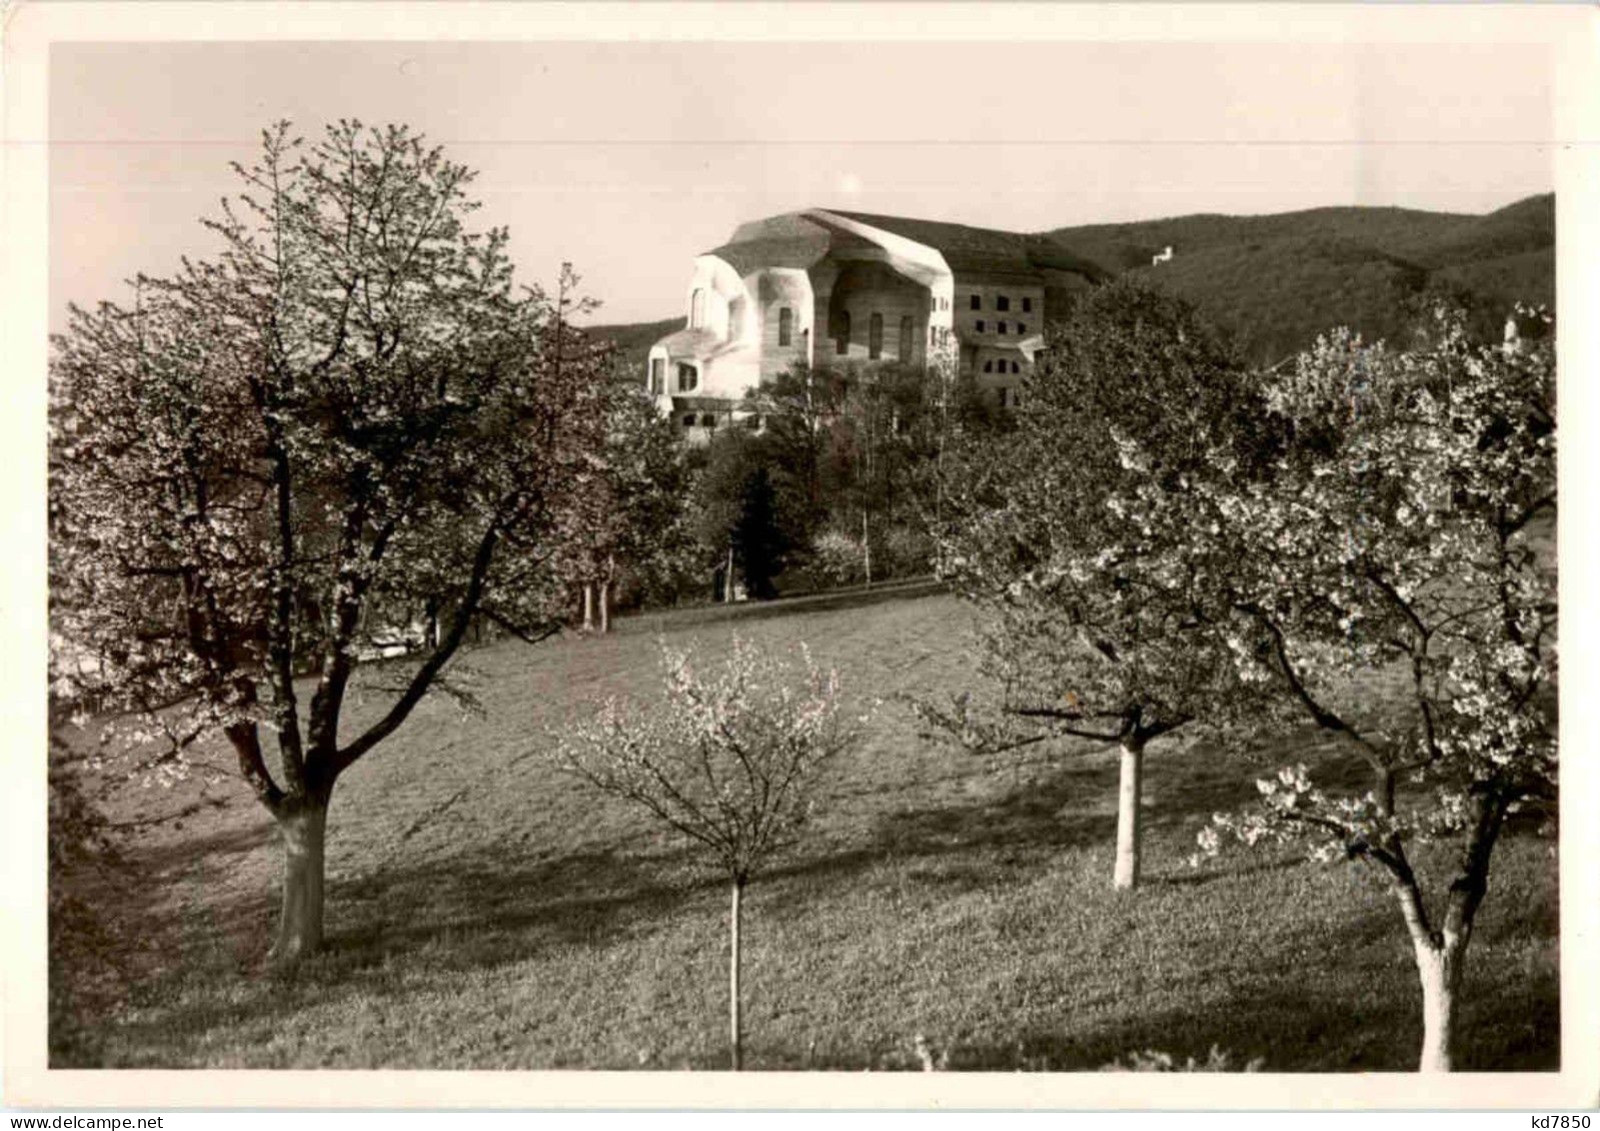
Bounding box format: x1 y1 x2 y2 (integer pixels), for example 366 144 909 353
646 209 1107 439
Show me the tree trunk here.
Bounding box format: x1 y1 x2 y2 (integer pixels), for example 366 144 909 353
729 876 744 1070
1413 935 1465 1072
599 556 613 634
726 544 736 603
1391 788 1504 1072
582 581 594 632
269 798 329 965
1113 736 1145 890
862 510 872 587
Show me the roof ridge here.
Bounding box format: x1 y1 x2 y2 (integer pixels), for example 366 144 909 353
821 207 1033 240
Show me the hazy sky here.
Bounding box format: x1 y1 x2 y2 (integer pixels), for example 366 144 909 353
50 38 1556 328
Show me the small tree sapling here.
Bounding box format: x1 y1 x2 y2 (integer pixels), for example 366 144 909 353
553 637 859 1069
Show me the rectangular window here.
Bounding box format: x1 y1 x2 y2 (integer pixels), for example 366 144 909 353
970 294 981 310
996 295 1010 312
1022 297 1033 313
649 357 665 395
976 320 985 333
997 321 1007 335
779 307 793 347
1018 322 1027 335
677 363 699 392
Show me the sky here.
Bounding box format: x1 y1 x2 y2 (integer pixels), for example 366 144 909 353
49 37 1557 330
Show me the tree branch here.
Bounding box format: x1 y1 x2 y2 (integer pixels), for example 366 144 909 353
329 522 499 778
1244 602 1384 760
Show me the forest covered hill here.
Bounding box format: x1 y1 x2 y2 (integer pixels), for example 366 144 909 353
588 194 1554 370
1046 193 1554 364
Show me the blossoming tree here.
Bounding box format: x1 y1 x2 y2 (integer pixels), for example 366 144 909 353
927 281 1274 889
553 638 858 1069
49 121 610 965
1190 308 1557 1071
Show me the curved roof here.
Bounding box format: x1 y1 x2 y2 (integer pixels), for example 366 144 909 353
654 327 721 355
703 208 1110 284
707 212 881 276
822 210 1111 281
654 326 755 367
706 235 833 275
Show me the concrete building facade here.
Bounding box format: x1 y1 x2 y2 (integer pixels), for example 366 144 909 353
646 209 1106 439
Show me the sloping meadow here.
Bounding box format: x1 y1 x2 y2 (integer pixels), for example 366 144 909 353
51 591 1558 1070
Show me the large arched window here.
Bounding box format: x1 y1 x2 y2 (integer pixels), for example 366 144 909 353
869 313 884 359
690 288 706 329
833 309 851 356
779 307 793 347
677 363 699 392
899 316 914 360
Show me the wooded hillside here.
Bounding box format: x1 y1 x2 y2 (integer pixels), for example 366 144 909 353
590 194 1554 368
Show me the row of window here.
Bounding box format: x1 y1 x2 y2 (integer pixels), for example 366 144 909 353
681 412 763 431
774 302 1026 357
703 289 1031 347
690 287 748 336
655 333 1018 397
970 293 1033 313
649 358 700 395
669 392 1022 432
830 310 919 360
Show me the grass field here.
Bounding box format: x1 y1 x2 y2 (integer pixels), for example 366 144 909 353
51 587 1559 1071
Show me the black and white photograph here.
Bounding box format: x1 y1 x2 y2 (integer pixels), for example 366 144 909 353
5 0 1598 1113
